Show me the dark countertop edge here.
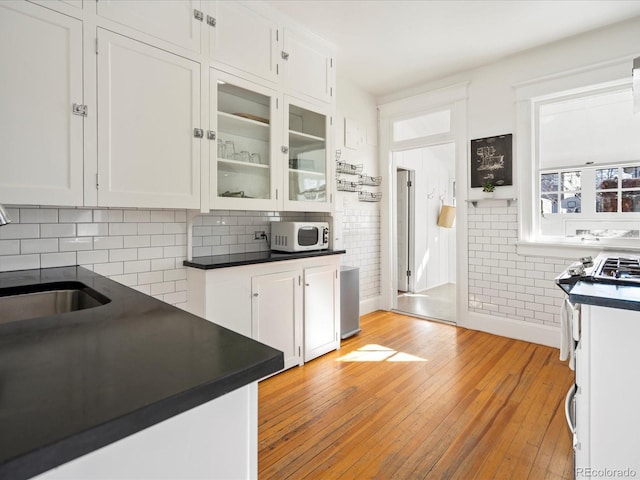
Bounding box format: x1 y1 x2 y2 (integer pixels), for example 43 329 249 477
568 292 640 312
2 355 283 480
184 249 346 270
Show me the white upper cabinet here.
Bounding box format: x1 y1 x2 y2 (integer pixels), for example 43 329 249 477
0 1 84 206
283 96 332 212
210 70 280 211
209 1 278 84
282 29 334 104
96 0 202 53
96 29 201 209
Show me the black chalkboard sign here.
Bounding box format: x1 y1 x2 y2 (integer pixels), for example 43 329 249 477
470 134 513 188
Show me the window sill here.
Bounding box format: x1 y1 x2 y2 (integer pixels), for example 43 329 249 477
515 240 640 259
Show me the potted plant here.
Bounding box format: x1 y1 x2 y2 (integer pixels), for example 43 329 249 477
482 180 495 198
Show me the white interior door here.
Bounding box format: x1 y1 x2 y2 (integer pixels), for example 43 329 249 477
396 169 410 292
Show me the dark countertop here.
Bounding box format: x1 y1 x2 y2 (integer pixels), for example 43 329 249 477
568 279 640 311
0 266 283 480
184 249 346 270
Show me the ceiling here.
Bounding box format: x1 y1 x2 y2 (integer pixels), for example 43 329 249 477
265 0 640 98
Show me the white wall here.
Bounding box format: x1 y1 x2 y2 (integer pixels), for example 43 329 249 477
378 15 640 346
334 75 381 312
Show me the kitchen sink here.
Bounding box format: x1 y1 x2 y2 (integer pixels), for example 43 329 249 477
0 281 110 325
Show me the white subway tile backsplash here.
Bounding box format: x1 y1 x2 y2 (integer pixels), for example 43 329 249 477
41 223 76 238
94 236 124 250
59 209 92 223
0 254 40 271
124 210 150 223
0 224 40 240
124 260 150 274
20 208 58 224
109 223 138 236
151 235 175 247
0 240 20 256
109 248 138 262
21 238 58 254
77 250 109 264
138 271 164 285
0 206 188 307
151 281 175 296
41 252 77 268
59 237 93 252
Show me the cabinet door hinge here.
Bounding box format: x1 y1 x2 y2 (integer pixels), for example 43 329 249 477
298 346 301 356
194 9 204 21
276 30 279 42
330 87 333 97
206 15 216 27
281 145 289 154
281 51 290 61
330 193 333 203
407 180 412 187
72 103 88 117
95 173 100 189
298 276 301 286
276 98 279 109
194 128 204 138
330 58 333 68
276 64 279 76
275 188 278 200
206 130 216 140
330 116 333 126
407 270 412 277
95 37 99 55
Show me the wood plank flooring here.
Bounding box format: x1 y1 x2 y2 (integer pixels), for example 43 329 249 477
258 310 574 479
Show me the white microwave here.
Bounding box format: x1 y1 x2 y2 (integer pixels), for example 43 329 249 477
271 222 329 252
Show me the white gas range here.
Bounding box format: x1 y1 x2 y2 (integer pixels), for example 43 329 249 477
556 253 640 479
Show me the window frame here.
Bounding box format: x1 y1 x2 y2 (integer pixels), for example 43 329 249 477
516 64 640 255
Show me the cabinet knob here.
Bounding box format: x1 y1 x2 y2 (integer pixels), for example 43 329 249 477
253 293 259 297
305 283 310 287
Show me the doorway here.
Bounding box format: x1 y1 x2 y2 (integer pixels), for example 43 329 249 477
393 143 457 324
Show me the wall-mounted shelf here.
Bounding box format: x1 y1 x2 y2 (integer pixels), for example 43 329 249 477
466 198 517 208
359 191 382 202
359 174 382 186
336 161 363 175
337 177 360 192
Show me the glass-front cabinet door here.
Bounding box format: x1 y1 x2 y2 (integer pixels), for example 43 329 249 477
210 70 279 210
283 96 332 212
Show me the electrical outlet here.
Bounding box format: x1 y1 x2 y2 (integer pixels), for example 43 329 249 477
254 231 265 240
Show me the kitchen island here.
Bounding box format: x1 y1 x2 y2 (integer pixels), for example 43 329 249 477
0 266 283 480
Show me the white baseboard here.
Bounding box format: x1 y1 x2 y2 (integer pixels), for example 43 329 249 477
461 311 560 348
360 296 381 316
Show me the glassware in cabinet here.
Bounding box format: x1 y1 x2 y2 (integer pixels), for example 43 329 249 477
211 73 278 209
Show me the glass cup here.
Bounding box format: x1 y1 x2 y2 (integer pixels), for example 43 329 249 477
217 139 224 158
251 153 261 164
240 151 251 163
224 141 235 159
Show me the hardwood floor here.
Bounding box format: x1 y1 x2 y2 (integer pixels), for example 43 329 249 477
258 310 574 479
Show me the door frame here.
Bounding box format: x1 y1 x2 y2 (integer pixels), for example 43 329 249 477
378 83 469 324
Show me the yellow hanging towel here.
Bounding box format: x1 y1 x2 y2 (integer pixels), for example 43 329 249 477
437 205 456 228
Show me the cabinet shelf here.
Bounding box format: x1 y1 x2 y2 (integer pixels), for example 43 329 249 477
218 111 269 142
289 130 325 150
218 158 270 172
289 167 325 177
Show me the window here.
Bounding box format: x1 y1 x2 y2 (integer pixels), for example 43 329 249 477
533 82 640 244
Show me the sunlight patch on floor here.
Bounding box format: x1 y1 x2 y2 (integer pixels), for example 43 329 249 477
336 344 428 362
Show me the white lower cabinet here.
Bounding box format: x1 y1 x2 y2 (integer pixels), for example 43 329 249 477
304 264 339 362
575 304 640 476
187 255 341 373
252 269 303 370
35 383 258 480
